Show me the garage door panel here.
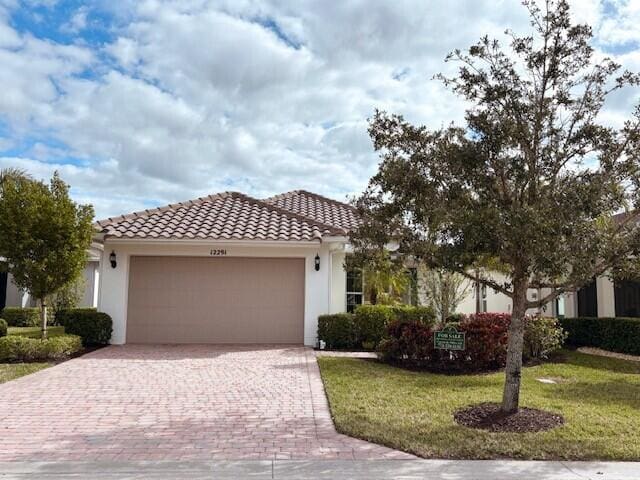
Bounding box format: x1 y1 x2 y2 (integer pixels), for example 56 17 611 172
126 256 304 344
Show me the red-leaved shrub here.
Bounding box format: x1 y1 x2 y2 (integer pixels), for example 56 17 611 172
456 313 510 371
378 320 434 363
379 312 511 372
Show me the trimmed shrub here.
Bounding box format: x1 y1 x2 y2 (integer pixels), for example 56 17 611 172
58 309 112 345
318 305 437 351
377 320 434 363
379 312 510 372
456 313 510 370
352 305 438 349
54 307 97 325
560 317 602 347
0 334 82 362
1 307 40 327
0 318 7 337
524 316 567 361
354 305 395 348
393 305 437 326
445 313 466 323
561 317 640 356
318 313 356 350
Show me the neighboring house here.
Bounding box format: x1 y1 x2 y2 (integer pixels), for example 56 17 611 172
94 190 639 346
454 272 639 319
452 271 575 318
0 246 102 311
453 211 640 319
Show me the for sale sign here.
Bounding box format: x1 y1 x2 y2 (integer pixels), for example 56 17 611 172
434 325 466 351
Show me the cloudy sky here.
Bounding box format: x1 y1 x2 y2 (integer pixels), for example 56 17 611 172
0 0 639 219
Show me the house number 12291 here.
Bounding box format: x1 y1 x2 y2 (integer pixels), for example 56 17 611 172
210 249 227 256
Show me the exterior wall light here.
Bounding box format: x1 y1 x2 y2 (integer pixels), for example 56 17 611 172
109 251 117 269
314 254 320 271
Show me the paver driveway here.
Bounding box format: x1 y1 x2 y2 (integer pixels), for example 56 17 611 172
0 345 411 461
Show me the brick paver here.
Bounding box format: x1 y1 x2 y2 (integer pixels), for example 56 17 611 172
0 345 412 461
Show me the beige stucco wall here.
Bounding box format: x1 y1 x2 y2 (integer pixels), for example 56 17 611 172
330 250 347 314
4 273 32 308
79 261 100 308
422 270 563 317
98 239 343 346
596 275 616 317
4 262 99 309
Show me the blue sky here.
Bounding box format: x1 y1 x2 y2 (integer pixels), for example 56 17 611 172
0 0 639 219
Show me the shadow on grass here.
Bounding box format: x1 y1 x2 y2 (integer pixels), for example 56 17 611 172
540 378 640 410
547 350 640 375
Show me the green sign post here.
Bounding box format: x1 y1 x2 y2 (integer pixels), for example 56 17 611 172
434 325 466 351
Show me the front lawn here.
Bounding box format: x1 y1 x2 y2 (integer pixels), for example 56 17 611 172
0 363 50 384
0 327 65 383
318 351 640 460
7 326 65 338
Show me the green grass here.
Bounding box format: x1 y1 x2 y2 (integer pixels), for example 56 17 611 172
7 326 65 338
0 327 64 383
0 363 51 384
318 351 640 460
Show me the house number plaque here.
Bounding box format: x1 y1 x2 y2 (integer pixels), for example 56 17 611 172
210 249 227 256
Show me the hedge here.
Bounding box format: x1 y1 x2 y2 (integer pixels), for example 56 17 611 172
0 307 40 327
0 334 82 362
0 319 7 337
560 317 640 356
353 305 395 348
318 313 356 350
379 313 566 372
318 305 437 350
57 308 112 345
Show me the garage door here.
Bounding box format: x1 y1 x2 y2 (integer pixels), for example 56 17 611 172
126 256 304 344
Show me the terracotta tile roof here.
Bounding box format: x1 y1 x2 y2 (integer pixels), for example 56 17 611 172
96 192 347 241
263 190 361 232
612 210 639 226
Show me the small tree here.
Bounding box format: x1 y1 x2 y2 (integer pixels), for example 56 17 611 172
348 251 410 305
0 172 94 338
352 0 640 413
420 268 471 323
48 275 86 319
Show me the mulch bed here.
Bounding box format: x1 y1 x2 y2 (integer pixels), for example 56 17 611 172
454 402 564 433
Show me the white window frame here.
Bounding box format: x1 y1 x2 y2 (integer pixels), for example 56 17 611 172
346 267 364 313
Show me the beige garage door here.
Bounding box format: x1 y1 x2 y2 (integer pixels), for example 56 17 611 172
126 256 304 344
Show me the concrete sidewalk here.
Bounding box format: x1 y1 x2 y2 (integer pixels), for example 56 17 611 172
0 460 639 479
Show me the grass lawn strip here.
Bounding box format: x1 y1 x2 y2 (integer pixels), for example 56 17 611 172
0 327 64 383
317 350 640 460
0 363 51 384
7 326 65 338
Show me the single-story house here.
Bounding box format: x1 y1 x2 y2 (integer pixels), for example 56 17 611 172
94 191 357 345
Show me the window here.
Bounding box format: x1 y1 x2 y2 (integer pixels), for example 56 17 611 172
481 284 488 312
554 296 565 318
346 268 363 313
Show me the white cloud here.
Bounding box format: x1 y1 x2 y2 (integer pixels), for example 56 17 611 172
598 0 640 47
60 6 89 33
0 0 638 219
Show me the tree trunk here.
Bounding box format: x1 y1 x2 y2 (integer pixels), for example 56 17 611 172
501 274 528 413
370 288 378 305
40 298 48 340
441 276 449 323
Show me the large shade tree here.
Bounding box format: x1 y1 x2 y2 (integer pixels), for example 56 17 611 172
0 172 94 338
351 0 640 413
